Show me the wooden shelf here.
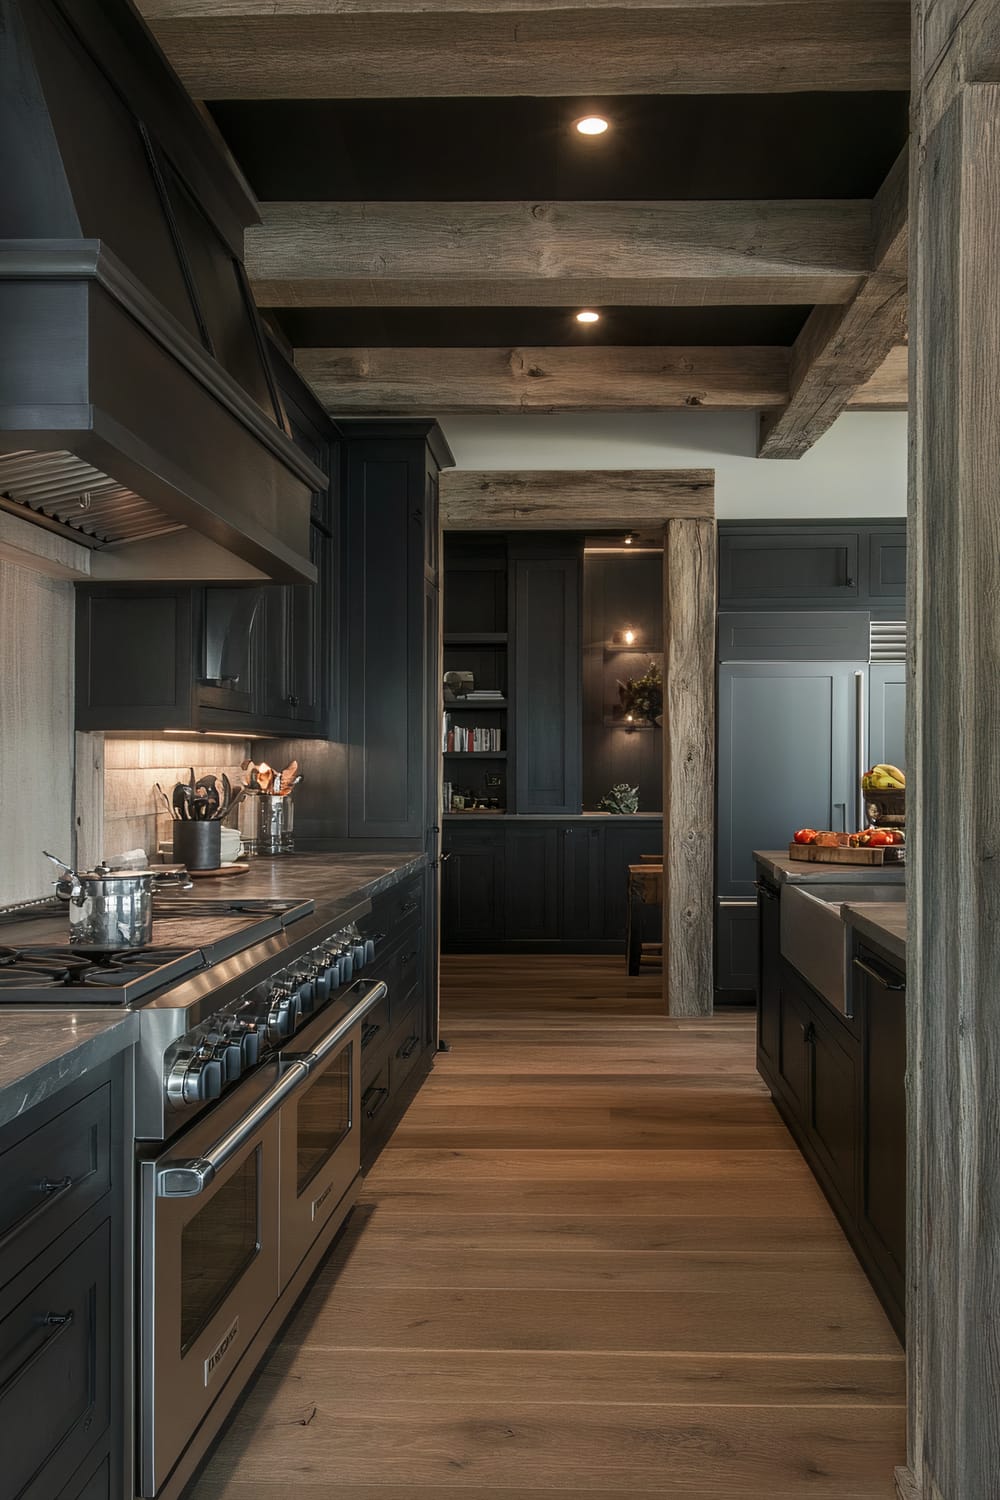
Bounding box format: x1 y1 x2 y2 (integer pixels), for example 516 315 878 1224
603 643 663 656
443 750 508 758
445 699 508 709
444 632 509 646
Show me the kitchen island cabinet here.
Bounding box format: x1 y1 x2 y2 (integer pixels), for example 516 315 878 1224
756 857 905 1339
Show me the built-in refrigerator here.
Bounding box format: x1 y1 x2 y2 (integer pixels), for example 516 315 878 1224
715 612 906 1001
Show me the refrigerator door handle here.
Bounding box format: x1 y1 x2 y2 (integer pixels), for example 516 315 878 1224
855 669 867 829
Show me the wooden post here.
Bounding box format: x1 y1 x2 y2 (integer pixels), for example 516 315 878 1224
904 13 1000 1494
662 518 717 1017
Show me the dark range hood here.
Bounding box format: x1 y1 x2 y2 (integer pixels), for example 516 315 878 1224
0 0 322 581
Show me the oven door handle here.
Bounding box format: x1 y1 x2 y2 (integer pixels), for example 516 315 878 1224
156 1061 311 1198
306 979 388 1070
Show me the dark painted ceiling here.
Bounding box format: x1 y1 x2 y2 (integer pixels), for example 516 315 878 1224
274 305 813 348
210 94 909 202
210 92 908 353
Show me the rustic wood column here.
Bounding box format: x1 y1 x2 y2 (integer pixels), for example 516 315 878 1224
662 518 717 1017
904 12 1000 1494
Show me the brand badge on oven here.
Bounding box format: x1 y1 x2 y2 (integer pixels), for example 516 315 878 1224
204 1316 240 1387
311 1179 335 1222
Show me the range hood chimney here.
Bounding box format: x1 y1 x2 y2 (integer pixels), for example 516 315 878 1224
0 0 322 581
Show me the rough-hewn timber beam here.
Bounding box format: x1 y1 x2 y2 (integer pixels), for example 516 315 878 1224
249 200 871 309
439 469 714 528
847 344 908 410
758 147 908 458
140 3 909 97
297 345 789 414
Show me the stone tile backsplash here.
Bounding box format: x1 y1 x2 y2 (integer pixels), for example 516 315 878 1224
102 737 251 863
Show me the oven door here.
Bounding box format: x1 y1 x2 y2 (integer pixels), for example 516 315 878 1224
138 1058 307 1498
280 978 388 1287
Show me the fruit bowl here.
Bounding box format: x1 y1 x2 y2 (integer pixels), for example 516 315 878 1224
864 787 906 829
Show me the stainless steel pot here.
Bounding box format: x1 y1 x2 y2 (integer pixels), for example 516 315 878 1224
43 854 191 950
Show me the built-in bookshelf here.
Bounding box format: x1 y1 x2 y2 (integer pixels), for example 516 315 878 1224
442 538 510 811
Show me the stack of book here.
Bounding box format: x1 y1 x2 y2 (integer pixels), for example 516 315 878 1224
464 688 504 702
442 712 503 752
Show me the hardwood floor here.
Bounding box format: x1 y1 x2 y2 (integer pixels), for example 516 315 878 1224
188 955 905 1499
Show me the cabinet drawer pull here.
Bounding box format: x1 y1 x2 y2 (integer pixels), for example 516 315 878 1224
400 900 419 917
853 957 905 992
754 881 779 902
800 1021 816 1045
361 1022 381 1049
401 950 417 966
362 1085 390 1119
0 1310 75 1402
397 1035 420 1060
0 1171 86 1253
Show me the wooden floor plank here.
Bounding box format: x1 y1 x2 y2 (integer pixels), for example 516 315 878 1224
188 955 903 1500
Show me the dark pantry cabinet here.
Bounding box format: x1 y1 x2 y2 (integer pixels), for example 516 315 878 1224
340 420 452 845
510 542 583 816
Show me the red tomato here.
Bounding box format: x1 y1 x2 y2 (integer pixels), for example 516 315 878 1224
793 828 817 845
867 829 894 846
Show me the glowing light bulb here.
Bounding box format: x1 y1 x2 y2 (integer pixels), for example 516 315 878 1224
575 116 609 136
624 628 636 646
575 310 600 324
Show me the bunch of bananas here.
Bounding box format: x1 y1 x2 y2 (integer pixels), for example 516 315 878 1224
862 763 906 791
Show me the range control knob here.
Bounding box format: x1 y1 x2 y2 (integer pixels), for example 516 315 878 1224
224 1019 261 1069
309 958 332 1005
167 1052 224 1106
364 937 377 966
353 940 366 970
266 983 300 1041
289 971 316 1015
338 945 354 984
205 1031 242 1084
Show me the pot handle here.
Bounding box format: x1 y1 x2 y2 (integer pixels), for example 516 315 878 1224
42 852 81 902
152 868 194 892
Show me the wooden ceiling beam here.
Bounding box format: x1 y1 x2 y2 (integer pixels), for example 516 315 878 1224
847 344 908 410
758 148 908 457
139 3 910 97
439 468 714 528
296 345 789 414
248 200 871 309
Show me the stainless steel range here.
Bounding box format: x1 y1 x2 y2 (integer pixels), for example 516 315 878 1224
0 891 388 1499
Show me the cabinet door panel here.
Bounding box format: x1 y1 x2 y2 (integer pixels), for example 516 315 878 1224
346 448 424 838
75 587 194 729
442 834 504 944
717 663 858 899
776 970 811 1123
859 959 907 1287
504 825 559 939
715 901 758 996
869 664 906 775
756 882 781 1076
809 1009 859 1216
867 529 907 599
561 824 604 939
512 551 582 814
720 531 860 605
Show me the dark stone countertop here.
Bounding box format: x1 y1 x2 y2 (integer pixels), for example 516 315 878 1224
445 812 663 821
754 849 906 887
0 1011 138 1132
0 851 425 1132
843 903 907 968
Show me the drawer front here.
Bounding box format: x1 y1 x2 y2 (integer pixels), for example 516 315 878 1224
1 1220 111 1500
389 999 428 1097
390 934 424 1026
360 990 391 1085
360 1062 391 1132
0 1083 111 1285
370 874 423 938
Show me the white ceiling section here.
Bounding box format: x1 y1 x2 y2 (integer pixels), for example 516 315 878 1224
438 411 907 520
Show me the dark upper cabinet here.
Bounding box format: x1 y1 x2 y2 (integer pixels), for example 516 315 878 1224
719 523 906 610
76 585 198 731
511 543 582 814
341 421 451 841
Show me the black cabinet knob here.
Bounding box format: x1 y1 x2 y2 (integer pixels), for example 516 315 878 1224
287 694 299 708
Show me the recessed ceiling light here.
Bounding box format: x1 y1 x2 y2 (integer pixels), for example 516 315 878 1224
576 310 600 324
575 115 610 136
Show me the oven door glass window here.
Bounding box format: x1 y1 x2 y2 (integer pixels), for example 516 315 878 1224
180 1148 261 1352
296 1045 353 1195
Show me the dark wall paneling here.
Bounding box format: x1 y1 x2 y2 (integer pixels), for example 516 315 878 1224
511 543 582 815
582 551 663 812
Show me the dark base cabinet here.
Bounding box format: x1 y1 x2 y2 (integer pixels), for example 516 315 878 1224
359 871 435 1168
757 886 905 1340
442 818 662 952
0 1056 128 1500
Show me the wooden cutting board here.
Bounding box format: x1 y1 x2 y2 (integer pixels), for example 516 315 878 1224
186 862 251 878
787 843 904 866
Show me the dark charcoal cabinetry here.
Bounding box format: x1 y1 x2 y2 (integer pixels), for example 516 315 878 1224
0 1056 128 1500
719 522 906 611
359 870 434 1167
442 818 662 952
511 542 583 815
341 421 451 843
855 946 907 1335
757 877 905 1340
